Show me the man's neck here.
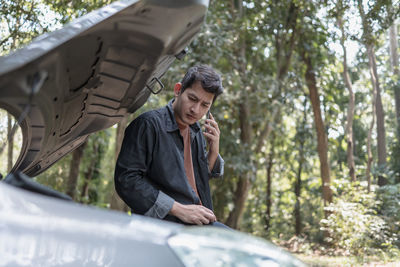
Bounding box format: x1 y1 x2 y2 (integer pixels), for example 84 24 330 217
176 117 188 130
172 100 189 129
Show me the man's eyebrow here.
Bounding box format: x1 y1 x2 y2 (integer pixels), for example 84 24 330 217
188 93 198 99
188 92 211 105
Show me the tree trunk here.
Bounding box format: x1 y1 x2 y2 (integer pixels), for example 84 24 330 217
225 95 252 229
303 54 333 208
81 176 91 201
110 116 129 211
389 22 400 184
358 0 387 186
294 156 303 236
80 141 99 201
337 15 356 182
389 22 400 130
366 44 387 186
225 0 301 228
7 113 13 172
81 133 107 204
224 0 253 229
264 137 274 233
212 180 227 221
294 97 307 236
366 94 376 193
66 141 87 200
226 173 251 229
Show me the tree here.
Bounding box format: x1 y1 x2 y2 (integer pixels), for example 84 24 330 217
357 0 400 186
301 52 333 208
366 87 376 192
80 131 110 204
335 0 356 182
223 0 252 229
224 0 303 229
66 141 87 199
0 0 51 55
44 0 116 24
7 114 13 172
109 116 129 211
389 21 400 183
264 133 275 233
389 21 400 129
294 96 309 235
296 3 334 211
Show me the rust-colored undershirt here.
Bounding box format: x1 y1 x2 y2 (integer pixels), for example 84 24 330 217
178 124 201 202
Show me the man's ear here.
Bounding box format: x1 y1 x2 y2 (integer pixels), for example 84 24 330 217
174 83 182 97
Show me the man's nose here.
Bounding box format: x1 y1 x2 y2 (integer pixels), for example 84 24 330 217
190 103 201 113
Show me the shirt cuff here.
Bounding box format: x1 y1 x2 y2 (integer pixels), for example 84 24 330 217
210 154 224 178
144 191 175 219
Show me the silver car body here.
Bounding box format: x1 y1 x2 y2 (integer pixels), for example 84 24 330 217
0 0 305 266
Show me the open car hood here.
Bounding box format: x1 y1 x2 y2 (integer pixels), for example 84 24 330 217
0 0 208 176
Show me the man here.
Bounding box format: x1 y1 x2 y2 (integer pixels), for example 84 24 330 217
114 65 225 226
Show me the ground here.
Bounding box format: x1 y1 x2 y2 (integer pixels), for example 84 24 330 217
296 254 400 267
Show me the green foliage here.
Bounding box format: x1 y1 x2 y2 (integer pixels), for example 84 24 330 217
389 138 400 183
77 130 111 205
0 109 22 175
2 0 400 262
44 0 117 24
321 179 400 256
0 0 58 55
359 0 400 43
35 155 72 192
376 184 400 247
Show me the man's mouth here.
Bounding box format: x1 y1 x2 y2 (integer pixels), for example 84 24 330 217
187 114 196 121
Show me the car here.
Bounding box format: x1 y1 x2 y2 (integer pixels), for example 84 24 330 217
0 0 306 266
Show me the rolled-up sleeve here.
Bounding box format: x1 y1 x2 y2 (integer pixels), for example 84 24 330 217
209 154 224 178
144 191 175 219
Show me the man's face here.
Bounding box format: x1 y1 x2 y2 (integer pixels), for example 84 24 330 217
173 81 214 126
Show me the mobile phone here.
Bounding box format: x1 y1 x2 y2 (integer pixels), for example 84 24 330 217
204 110 211 134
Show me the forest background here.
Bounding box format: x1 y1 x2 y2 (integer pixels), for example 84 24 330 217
1 0 400 265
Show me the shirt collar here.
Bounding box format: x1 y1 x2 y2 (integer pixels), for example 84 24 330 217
165 99 200 134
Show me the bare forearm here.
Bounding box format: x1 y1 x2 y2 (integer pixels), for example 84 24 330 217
207 152 218 172
204 113 220 172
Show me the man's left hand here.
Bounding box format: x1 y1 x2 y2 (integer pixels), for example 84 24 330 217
204 112 220 171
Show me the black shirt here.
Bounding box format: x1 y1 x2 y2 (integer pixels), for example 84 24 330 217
114 100 224 224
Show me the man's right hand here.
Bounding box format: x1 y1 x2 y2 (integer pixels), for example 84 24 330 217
169 201 217 225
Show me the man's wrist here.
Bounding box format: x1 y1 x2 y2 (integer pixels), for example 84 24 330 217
169 201 186 218
207 152 218 171
208 149 219 158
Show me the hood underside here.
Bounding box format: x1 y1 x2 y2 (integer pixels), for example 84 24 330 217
0 0 208 176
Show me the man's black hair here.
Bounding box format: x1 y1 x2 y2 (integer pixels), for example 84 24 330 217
180 64 224 101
